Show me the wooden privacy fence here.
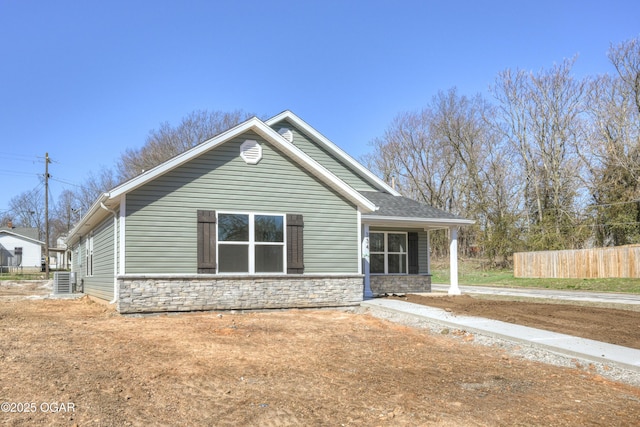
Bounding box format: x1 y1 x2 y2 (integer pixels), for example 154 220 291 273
513 245 640 278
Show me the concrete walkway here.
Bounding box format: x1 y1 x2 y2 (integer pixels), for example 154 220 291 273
361 298 640 374
430 283 640 305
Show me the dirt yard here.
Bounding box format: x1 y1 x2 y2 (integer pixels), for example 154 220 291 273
1 281 639 426
396 294 640 349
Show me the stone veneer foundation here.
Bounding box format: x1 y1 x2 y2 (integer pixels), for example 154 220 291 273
370 274 431 295
117 274 364 314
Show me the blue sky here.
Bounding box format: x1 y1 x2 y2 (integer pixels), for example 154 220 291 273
1 0 638 214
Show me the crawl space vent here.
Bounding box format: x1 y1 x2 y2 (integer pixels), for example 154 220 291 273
240 139 262 164
278 127 294 143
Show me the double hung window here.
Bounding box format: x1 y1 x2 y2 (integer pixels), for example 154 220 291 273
370 232 407 274
218 213 284 273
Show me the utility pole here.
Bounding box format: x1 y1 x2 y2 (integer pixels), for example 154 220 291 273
45 152 50 279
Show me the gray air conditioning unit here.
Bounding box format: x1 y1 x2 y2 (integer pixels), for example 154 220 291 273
53 272 74 294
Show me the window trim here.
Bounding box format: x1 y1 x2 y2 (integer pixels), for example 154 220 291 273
86 233 94 277
216 211 286 275
370 231 408 275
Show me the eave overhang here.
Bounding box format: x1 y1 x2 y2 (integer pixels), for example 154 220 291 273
362 215 475 230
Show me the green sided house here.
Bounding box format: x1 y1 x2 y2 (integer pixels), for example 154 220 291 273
66 111 473 313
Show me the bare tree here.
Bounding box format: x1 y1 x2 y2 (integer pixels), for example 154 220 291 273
610 37 640 114
364 38 640 258
116 109 253 181
364 104 464 258
51 189 82 239
366 107 461 212
582 37 640 245
491 58 587 250
365 89 523 260
74 166 119 215
8 187 45 239
432 89 522 263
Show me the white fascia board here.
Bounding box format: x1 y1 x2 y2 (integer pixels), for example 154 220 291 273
107 117 375 212
265 111 401 196
109 118 264 199
66 193 111 246
251 122 377 213
362 215 475 229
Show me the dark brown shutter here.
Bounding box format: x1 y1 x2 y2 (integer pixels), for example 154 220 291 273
408 232 419 274
197 210 217 273
287 214 304 274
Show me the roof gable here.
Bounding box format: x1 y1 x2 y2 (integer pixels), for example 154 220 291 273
0 229 45 245
265 111 400 196
108 117 376 211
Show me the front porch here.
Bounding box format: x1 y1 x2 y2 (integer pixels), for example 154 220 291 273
361 223 458 297
358 190 474 298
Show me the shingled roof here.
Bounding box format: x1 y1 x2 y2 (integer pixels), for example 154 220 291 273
0 227 43 243
360 191 468 221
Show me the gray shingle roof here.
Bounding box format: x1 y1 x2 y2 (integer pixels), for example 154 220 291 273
0 227 43 244
359 191 467 220
0 227 40 240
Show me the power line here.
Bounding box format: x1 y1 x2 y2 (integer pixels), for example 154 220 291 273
0 153 40 162
589 199 640 208
1 183 45 216
50 177 82 188
17 182 45 201
590 221 640 227
0 169 40 177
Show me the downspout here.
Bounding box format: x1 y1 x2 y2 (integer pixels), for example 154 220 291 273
100 202 119 304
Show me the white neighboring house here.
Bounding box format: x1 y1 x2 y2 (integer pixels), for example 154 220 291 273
49 235 71 270
0 226 44 272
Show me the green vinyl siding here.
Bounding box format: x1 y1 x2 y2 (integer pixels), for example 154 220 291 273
125 131 360 274
370 227 430 274
83 216 115 300
270 119 380 192
70 240 84 284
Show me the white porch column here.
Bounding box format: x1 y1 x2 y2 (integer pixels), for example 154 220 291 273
362 223 373 298
448 226 461 295
426 229 431 275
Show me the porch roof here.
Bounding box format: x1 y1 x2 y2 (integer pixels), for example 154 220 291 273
360 191 474 229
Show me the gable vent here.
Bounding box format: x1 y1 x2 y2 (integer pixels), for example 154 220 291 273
278 127 294 143
240 139 262 164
